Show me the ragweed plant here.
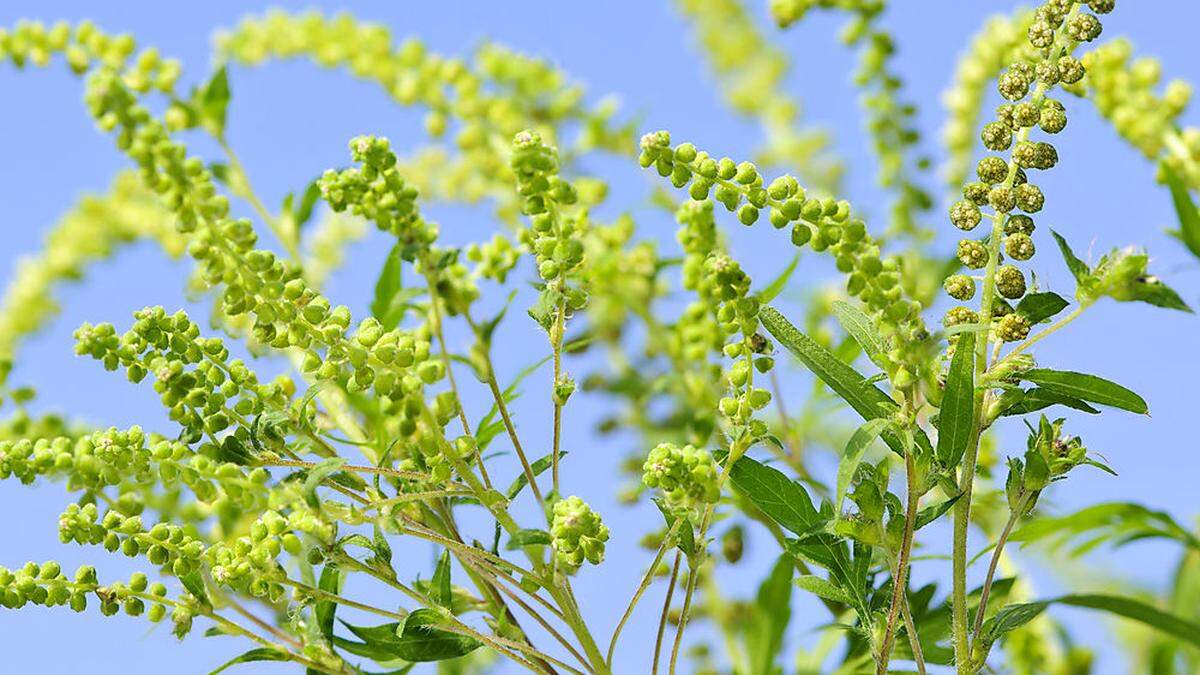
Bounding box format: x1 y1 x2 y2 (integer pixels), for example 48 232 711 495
0 2 1198 674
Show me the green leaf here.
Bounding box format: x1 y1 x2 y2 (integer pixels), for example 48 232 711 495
1010 502 1200 555
209 647 288 674
315 565 342 642
761 306 928 456
431 551 452 609
757 253 800 304
981 600 1050 642
913 492 962 531
1016 292 1069 323
1127 276 1193 313
295 179 322 230
1000 388 1100 417
303 457 347 508
746 554 794 675
340 612 481 663
197 65 231 136
835 418 889 513
180 571 210 608
396 609 482 662
652 497 696 558
831 300 888 368
504 451 562 501
1164 163 1200 259
504 529 552 550
1051 229 1090 283
984 594 1200 649
372 243 405 329
1021 368 1147 414
794 575 852 604
727 453 823 536
937 330 976 468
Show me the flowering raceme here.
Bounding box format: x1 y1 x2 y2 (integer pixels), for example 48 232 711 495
0 2 1198 675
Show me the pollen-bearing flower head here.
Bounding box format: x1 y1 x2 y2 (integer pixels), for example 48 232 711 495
550 496 609 574
642 442 720 509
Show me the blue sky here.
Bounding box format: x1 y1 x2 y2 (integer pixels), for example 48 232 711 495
1 1 1197 673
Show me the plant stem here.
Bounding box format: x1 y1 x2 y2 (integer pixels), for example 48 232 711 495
950 10 1081 670
425 273 494 487
901 586 927 675
877 447 920 674
653 551 683 674
466 312 549 518
259 458 455 484
217 136 299 261
999 302 1088 363
607 521 679 665
971 495 1028 647
668 564 699 675
550 298 567 495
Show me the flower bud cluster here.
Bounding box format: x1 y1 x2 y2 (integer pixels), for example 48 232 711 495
58 503 205 578
550 496 609 574
0 561 173 628
11 27 453 424
0 172 182 361
640 132 921 329
641 442 720 510
206 509 310 603
217 12 629 223
675 0 840 191
1074 39 1200 187
74 307 293 443
945 0 1112 343
321 136 433 244
942 12 1037 187
511 130 589 307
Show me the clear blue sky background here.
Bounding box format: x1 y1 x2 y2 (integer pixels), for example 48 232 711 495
1 1 1197 673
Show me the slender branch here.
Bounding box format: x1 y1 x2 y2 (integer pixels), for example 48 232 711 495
877 448 920 674
901 586 927 675
998 302 1088 364
667 562 699 675
971 495 1028 645
653 551 683 675
607 521 680 665
221 594 303 651
465 312 548 517
216 136 299 261
425 273 494 487
479 563 590 671
258 458 456 485
550 298 567 495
